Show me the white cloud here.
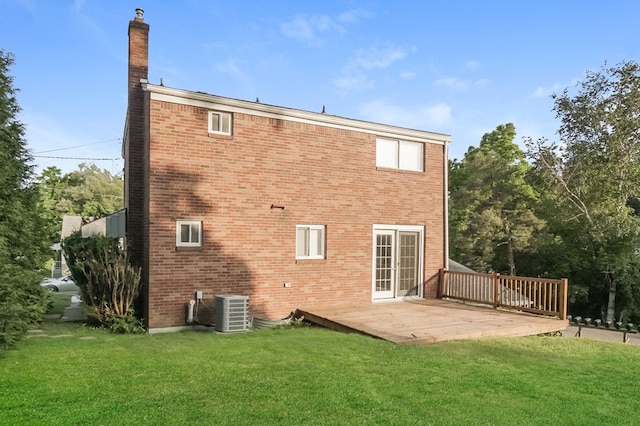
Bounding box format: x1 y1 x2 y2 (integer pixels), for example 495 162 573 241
434 77 488 90
358 99 452 129
424 103 454 127
280 9 371 45
280 14 343 45
435 77 469 90
465 60 480 70
333 45 410 93
73 0 85 12
532 83 562 97
355 46 407 70
400 71 416 80
337 9 372 24
215 59 248 79
332 75 375 93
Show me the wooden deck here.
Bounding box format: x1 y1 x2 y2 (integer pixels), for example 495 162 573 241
298 299 568 345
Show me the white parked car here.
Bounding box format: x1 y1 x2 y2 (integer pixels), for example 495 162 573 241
41 276 79 293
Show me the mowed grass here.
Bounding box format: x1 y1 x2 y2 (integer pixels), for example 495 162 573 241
46 292 77 316
2 321 639 425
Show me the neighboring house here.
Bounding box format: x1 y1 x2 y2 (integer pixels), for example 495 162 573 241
81 209 126 239
448 259 476 273
57 211 126 276
81 216 105 238
59 215 82 276
123 10 452 331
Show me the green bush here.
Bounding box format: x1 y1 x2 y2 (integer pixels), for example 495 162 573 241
62 233 143 333
0 266 51 350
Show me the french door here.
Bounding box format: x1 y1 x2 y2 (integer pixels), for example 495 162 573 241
373 226 422 300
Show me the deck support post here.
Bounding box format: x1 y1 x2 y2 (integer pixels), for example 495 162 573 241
492 273 500 309
438 268 445 299
559 278 568 320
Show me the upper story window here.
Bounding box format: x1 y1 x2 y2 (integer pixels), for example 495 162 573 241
208 111 232 135
376 138 424 172
176 220 202 247
296 225 325 260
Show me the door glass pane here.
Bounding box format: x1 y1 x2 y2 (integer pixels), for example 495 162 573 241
398 232 418 296
375 234 393 292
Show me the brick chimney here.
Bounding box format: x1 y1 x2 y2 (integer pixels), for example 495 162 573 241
124 8 149 324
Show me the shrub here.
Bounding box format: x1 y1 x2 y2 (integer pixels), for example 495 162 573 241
0 266 51 350
62 233 143 332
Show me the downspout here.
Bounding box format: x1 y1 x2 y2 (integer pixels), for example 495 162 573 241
443 141 450 271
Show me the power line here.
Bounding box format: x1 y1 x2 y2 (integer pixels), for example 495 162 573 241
34 138 121 154
33 155 121 160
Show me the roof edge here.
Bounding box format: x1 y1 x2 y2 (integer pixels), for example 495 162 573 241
142 82 452 145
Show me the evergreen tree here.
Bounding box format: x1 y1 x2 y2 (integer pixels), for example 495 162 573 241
449 123 545 275
0 50 51 350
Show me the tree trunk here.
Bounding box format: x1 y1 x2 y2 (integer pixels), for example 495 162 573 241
605 272 616 323
504 220 516 275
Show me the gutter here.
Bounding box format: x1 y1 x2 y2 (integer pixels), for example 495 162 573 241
444 141 450 271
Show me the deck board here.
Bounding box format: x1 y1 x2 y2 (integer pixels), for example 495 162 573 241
298 299 568 344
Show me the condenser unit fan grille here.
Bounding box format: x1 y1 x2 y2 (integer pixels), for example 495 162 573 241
214 295 249 332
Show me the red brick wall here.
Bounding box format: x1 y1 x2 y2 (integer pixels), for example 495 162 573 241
146 101 445 329
125 16 150 322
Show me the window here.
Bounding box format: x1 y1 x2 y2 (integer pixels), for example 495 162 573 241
176 220 202 247
208 111 232 135
296 225 325 259
376 138 424 171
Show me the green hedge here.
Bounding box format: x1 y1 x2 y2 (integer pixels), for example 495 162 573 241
0 266 51 351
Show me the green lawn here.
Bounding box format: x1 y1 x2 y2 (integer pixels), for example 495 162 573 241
47 291 76 316
1 320 639 425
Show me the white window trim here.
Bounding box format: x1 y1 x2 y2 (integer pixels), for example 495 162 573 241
208 110 232 135
176 220 202 247
296 225 326 260
376 138 424 172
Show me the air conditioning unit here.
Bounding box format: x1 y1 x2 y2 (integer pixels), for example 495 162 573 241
214 295 249 332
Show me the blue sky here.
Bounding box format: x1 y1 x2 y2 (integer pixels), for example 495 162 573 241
2 1 639 176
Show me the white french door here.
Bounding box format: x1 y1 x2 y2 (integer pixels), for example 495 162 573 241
373 226 423 300
374 230 396 299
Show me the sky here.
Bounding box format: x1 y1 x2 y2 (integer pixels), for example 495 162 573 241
1 0 639 176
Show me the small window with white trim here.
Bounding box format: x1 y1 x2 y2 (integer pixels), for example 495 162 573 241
376 138 424 172
296 225 325 259
208 111 232 135
176 220 202 247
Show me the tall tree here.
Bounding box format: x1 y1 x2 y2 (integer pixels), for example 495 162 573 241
527 61 640 322
37 163 124 243
63 163 123 218
36 166 69 243
0 50 51 350
450 123 544 275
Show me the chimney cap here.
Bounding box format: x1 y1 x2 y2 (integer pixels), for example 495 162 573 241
135 8 144 20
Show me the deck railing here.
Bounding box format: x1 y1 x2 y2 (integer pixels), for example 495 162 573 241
439 270 568 320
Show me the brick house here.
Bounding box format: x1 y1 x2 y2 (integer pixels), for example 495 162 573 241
123 10 451 332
